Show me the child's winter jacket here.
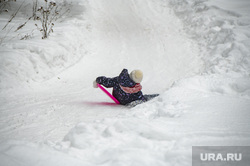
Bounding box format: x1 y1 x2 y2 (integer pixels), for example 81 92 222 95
96 69 146 105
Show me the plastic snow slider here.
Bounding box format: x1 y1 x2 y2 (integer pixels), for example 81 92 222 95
97 83 120 104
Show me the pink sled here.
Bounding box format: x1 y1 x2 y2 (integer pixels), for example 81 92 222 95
97 83 120 104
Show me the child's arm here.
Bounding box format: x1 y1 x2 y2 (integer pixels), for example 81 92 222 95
96 76 117 88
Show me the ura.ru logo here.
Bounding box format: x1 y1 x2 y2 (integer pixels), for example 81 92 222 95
200 153 242 161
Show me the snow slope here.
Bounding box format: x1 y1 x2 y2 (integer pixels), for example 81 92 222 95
0 0 250 166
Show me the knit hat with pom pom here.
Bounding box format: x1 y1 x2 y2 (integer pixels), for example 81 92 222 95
129 70 143 83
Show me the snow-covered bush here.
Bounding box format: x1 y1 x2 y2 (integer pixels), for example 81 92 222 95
0 0 72 42
0 0 85 89
34 0 71 39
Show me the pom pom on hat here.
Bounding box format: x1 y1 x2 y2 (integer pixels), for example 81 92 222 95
129 70 143 83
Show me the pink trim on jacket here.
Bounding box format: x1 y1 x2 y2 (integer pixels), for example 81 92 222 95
120 83 142 94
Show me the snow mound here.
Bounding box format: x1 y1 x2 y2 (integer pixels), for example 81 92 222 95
170 0 250 76
0 0 89 91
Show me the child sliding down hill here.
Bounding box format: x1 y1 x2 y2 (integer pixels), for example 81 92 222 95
93 69 158 106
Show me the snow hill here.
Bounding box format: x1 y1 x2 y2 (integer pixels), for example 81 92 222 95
0 0 250 166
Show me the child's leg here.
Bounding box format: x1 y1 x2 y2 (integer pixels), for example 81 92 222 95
126 100 145 107
144 94 159 101
126 94 159 107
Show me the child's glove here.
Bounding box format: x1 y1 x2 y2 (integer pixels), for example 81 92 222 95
93 80 98 88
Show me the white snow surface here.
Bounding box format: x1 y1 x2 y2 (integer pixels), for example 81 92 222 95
0 0 250 166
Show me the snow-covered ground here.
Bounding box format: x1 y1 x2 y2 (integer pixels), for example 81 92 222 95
0 0 250 165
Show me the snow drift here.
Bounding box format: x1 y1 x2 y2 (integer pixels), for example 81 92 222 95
0 0 88 91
